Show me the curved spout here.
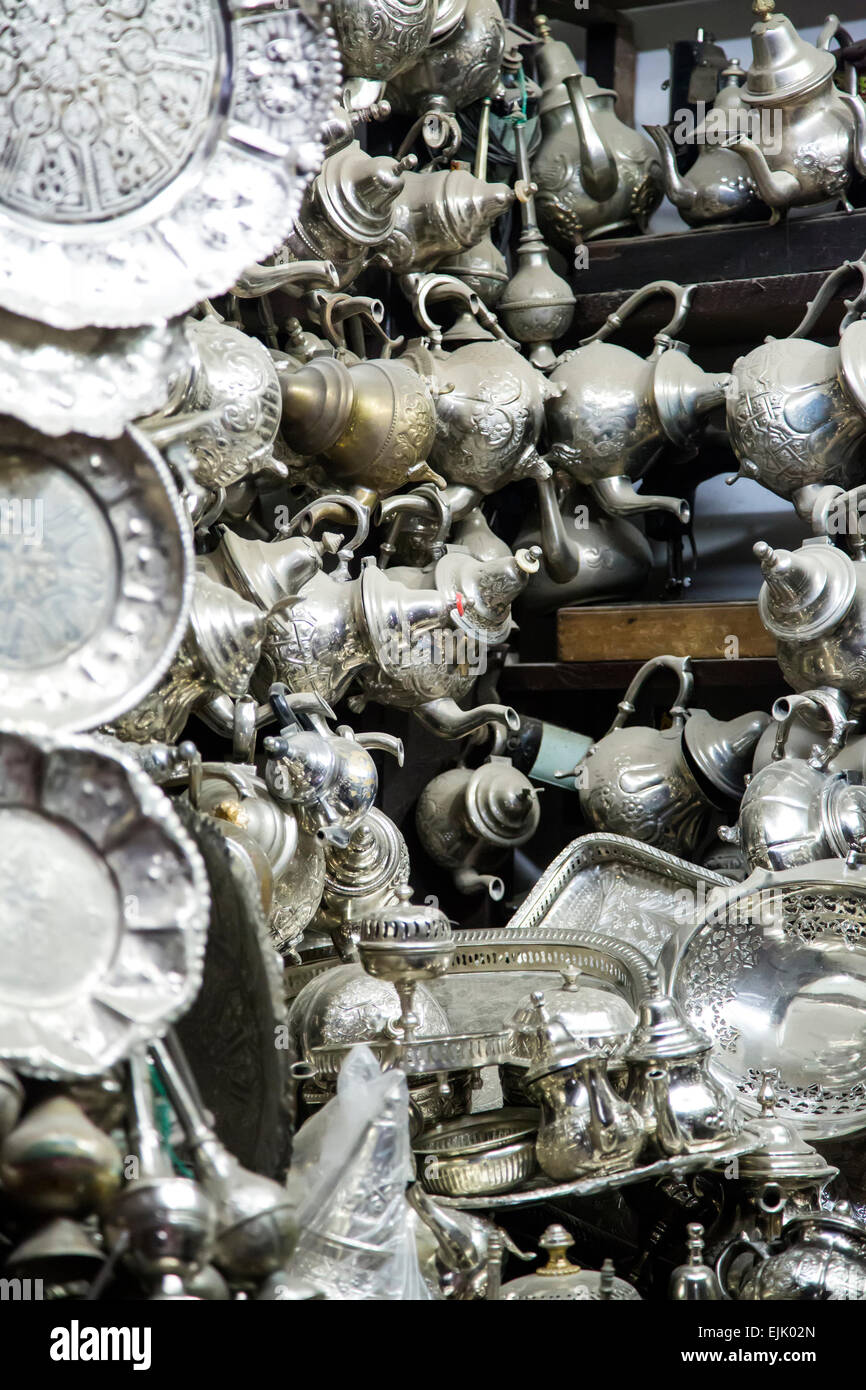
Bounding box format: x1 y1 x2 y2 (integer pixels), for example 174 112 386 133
644 125 693 209
563 74 618 204
351 731 405 765
232 260 339 298
533 467 580 583
414 699 520 740
453 866 505 900
591 475 690 523
839 92 866 178
722 135 800 209
647 1068 688 1156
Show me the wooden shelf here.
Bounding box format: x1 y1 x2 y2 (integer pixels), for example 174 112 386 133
557 600 775 662
501 656 781 693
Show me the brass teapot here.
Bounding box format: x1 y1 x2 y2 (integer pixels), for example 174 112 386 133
724 2 866 217
545 280 731 523
645 60 770 228
529 14 662 250
726 257 866 512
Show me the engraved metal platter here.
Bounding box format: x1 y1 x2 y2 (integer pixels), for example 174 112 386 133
0 306 188 437
504 833 733 965
174 802 293 1180
0 0 342 329
662 860 866 1141
432 1133 757 1210
0 728 209 1080
0 418 193 732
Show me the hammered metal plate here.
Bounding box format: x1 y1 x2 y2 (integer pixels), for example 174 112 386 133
0 306 188 437
0 0 342 329
0 728 209 1079
664 862 866 1140
505 833 732 964
0 418 193 732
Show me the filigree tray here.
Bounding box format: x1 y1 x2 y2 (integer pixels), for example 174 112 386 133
0 0 342 329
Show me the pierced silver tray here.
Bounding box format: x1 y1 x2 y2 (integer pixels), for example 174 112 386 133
0 728 209 1080
662 860 866 1141
311 1030 516 1077
433 1133 756 1210
505 833 732 965
0 0 342 329
0 419 193 732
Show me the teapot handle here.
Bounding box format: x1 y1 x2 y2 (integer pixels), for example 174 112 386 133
770 689 856 769
605 654 694 736
817 15 858 95
401 271 519 349
715 1234 769 1301
579 281 696 353
785 257 866 341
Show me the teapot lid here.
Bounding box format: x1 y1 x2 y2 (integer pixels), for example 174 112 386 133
501 1224 641 1299
510 972 636 1060
743 1 835 106
738 1074 838 1184
465 760 541 848
357 884 452 945
523 992 607 1082
683 708 771 803
624 970 712 1061
755 537 855 641
534 15 615 114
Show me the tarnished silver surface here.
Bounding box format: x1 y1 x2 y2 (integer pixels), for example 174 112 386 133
664 860 866 1140
0 308 187 437
0 419 193 733
0 0 342 329
0 728 209 1079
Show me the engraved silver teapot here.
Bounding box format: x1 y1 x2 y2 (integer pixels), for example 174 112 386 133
415 756 540 899
726 257 866 511
718 1202 866 1301
720 689 866 872
381 165 516 275
499 1225 641 1300
387 0 506 116
645 61 769 228
330 0 436 84
529 14 662 250
576 656 768 859
723 2 866 217
315 807 411 958
546 280 731 523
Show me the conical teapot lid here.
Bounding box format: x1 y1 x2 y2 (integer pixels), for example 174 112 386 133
625 970 711 1061
466 760 541 848
743 2 835 105
755 537 855 641
738 1074 838 1184
535 15 614 114
683 708 771 803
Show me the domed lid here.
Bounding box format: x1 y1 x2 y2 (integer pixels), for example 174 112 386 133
743 1 835 105
624 970 712 1061
738 1074 838 1184
684 708 771 803
510 974 635 1060
288 961 451 1057
755 537 855 641
501 1224 641 1299
523 994 609 1082
465 760 541 848
534 15 614 114
357 884 453 944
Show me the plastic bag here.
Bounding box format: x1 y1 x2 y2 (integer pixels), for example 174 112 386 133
284 1046 431 1300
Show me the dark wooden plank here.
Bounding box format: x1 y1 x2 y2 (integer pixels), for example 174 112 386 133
558 601 775 661
500 657 782 692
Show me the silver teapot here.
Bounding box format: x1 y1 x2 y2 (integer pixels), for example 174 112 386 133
624 970 739 1157
499 1224 641 1300
546 280 731 522
330 0 436 85
435 98 508 309
718 1202 866 1301
515 478 654 603
387 0 506 116
754 535 866 707
576 655 768 859
724 2 866 217
415 756 540 899
720 689 866 872
315 806 411 959
726 257 866 512
530 15 662 249
646 60 770 228
382 165 516 275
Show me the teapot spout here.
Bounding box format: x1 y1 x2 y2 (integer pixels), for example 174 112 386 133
723 135 800 209
414 698 520 740
647 1067 688 1157
452 866 505 900
644 125 694 210
563 73 618 204
532 467 581 583
592 475 690 524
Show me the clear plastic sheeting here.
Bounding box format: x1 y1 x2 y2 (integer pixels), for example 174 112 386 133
284 1045 432 1300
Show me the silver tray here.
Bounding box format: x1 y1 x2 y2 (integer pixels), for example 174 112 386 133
0 728 209 1079
662 860 866 1141
0 419 193 732
0 307 187 437
311 1030 516 1077
505 833 732 964
0 0 342 329
433 1134 756 1210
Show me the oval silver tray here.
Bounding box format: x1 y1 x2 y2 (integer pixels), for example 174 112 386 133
0 728 209 1079
662 859 866 1141
0 419 193 732
433 1133 757 1210
0 0 342 329
311 1030 516 1077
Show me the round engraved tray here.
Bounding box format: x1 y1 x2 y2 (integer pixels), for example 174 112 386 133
432 1134 757 1210
0 0 342 329
0 418 193 732
662 860 866 1141
0 728 209 1080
